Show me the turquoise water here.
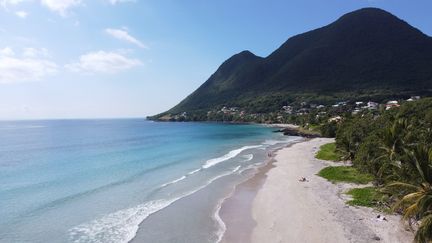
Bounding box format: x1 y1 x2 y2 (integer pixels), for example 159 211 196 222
0 119 298 243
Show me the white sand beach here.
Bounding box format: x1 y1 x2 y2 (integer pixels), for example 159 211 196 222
221 138 414 243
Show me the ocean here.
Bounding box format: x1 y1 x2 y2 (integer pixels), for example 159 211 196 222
0 119 300 243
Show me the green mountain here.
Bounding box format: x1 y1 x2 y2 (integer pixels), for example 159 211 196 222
153 8 432 118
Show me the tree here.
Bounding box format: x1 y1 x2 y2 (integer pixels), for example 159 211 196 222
386 145 432 243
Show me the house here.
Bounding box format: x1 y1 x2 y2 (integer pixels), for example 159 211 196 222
355 101 363 106
366 101 379 110
352 109 361 115
296 108 309 115
282 105 293 114
407 96 420 102
316 105 325 109
328 116 342 123
385 100 400 110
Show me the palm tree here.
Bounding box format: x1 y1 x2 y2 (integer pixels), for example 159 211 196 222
380 119 409 161
386 145 432 243
375 119 410 183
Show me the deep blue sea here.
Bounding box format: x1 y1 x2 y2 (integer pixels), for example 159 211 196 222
0 119 299 243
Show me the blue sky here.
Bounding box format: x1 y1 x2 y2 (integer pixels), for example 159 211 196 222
0 0 431 119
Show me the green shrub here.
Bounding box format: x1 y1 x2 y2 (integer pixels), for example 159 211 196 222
318 166 374 184
315 143 342 161
346 187 382 207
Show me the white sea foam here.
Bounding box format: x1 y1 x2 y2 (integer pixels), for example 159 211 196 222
263 139 285 145
214 198 227 243
160 168 202 189
202 145 261 169
160 175 187 188
69 166 242 243
187 168 201 175
232 165 241 173
69 199 177 243
241 154 254 162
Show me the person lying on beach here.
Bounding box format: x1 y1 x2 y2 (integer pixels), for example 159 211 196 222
375 215 387 221
298 177 308 182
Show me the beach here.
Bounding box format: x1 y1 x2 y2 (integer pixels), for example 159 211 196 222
220 138 413 243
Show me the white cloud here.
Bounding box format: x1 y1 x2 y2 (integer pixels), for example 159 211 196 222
65 50 142 74
22 47 50 58
0 47 58 84
0 47 15 56
109 0 135 5
40 0 81 16
105 28 147 49
15 10 27 18
0 0 26 8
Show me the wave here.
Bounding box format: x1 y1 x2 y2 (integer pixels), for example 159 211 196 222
69 166 242 243
202 145 261 169
69 199 176 243
263 139 286 145
241 154 254 162
214 199 227 243
159 168 201 189
160 175 187 188
187 168 201 175
232 165 241 173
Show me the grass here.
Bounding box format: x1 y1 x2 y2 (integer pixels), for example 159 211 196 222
346 187 382 207
315 143 342 161
317 166 374 184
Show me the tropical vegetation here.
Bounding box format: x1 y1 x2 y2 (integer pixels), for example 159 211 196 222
317 166 373 184
331 98 432 243
315 143 343 161
346 187 384 208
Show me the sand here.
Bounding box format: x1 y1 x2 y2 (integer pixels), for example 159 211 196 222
221 138 414 243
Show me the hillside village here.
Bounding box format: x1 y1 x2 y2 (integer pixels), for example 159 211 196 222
158 96 422 126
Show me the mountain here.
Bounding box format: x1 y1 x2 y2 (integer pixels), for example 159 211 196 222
153 8 432 118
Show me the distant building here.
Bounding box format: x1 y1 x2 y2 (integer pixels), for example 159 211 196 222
352 109 361 115
407 96 420 102
328 116 342 123
367 101 379 110
282 105 293 114
385 100 400 110
355 101 363 106
316 105 325 109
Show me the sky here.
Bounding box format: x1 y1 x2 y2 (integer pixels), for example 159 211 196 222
0 0 431 119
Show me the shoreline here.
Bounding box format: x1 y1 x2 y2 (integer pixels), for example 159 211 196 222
217 148 278 242
218 140 302 243
219 138 414 243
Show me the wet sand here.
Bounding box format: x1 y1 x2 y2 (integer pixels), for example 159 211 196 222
219 157 275 243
